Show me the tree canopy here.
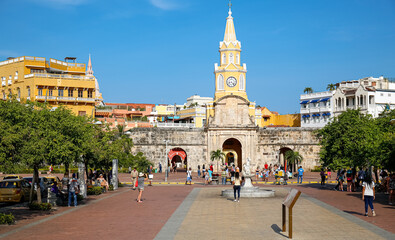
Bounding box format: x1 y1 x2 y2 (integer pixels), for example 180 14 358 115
316 109 395 171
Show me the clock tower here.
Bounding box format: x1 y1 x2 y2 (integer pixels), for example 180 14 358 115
214 3 248 101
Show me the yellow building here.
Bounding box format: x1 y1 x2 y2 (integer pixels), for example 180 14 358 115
0 55 102 116
260 107 301 127
207 6 257 122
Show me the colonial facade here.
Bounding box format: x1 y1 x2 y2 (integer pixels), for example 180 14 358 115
130 5 321 171
300 76 395 128
0 55 102 116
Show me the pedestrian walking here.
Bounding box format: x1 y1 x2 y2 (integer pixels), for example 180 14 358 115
202 164 206 178
159 162 162 173
197 165 201 178
204 171 209 185
68 173 79 207
362 174 376 217
186 167 192 185
233 172 242 202
255 166 260 181
131 168 138 190
346 168 353 192
137 172 147 203
297 166 304 184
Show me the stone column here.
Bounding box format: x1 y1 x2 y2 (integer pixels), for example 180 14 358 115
112 159 119 190
78 163 87 198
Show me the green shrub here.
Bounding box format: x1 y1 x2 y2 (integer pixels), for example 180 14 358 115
28 202 52 211
87 186 102 195
77 194 84 201
109 184 114 191
311 166 322 172
0 213 15 225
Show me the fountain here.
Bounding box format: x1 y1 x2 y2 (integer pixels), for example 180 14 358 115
221 158 275 198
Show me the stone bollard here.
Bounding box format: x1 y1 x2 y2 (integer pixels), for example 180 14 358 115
112 159 118 190
78 163 87 198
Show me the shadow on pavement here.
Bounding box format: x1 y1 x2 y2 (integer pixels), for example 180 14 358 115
343 210 364 216
271 224 288 238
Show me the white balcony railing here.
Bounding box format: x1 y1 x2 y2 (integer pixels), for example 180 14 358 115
24 73 95 81
1 81 5 87
76 97 95 102
156 122 196 128
7 80 12 85
57 97 75 101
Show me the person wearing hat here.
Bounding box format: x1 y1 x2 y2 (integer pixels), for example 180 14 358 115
137 172 147 203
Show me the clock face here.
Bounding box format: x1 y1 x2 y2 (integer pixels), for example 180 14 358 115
226 76 237 87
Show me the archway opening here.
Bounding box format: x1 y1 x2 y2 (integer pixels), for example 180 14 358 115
169 148 187 172
222 138 242 170
280 147 299 173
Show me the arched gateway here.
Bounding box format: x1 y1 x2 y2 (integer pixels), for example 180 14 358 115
222 138 242 170
128 5 321 172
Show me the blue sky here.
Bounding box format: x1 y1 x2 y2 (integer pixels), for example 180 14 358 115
1 0 394 114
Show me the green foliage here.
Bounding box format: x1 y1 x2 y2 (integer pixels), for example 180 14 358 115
303 87 313 94
87 186 102 195
326 84 336 91
109 184 114 191
0 213 15 225
77 194 84 201
28 202 52 211
317 109 395 171
210 149 225 172
285 151 303 165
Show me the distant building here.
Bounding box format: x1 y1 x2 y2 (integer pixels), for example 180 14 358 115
260 107 301 127
0 55 102 116
300 76 395 128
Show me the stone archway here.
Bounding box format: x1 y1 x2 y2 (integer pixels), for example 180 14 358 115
279 147 299 173
222 138 242 170
169 148 187 172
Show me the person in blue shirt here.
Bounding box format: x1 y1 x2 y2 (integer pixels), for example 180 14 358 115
297 166 304 184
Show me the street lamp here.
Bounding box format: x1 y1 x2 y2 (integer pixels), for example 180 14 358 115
164 139 170 182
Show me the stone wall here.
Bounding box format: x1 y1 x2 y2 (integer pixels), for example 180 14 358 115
129 127 321 171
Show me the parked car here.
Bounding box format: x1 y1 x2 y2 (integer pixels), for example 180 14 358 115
23 177 50 197
2 175 23 180
0 179 34 203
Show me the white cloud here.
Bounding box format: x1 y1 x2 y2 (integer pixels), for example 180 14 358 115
149 0 181 10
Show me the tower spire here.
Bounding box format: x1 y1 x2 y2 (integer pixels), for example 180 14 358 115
86 54 94 76
224 0 237 42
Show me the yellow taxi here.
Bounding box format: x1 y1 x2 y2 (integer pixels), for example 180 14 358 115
2 175 24 180
0 179 33 203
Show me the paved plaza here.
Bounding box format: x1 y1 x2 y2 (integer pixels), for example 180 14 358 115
0 178 394 240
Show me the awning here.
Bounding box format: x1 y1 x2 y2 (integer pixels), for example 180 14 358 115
300 100 309 104
316 113 321 116
319 97 330 102
310 99 319 103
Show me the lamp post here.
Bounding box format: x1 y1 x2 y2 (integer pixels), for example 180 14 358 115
164 139 169 182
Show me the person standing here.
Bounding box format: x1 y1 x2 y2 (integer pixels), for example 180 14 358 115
362 174 376 217
68 173 79 207
221 167 227 185
297 166 304 184
159 162 162 173
357 168 365 190
264 162 268 171
131 168 138 190
346 168 353 192
202 164 206 178
388 173 395 205
197 165 201 178
320 168 326 186
186 167 192 185
148 165 153 186
233 172 242 202
269 164 273 177
137 172 147 203
208 168 213 184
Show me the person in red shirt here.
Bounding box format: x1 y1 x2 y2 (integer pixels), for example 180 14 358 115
264 163 268 170
210 165 213 172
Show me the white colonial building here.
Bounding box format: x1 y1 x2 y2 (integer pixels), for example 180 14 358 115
301 76 395 128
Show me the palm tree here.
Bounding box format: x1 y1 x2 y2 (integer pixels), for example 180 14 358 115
303 87 313 94
285 151 303 172
326 84 336 91
210 149 225 173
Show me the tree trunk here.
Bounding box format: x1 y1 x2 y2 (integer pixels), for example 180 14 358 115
84 160 89 185
34 166 42 203
64 162 70 178
373 166 379 182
